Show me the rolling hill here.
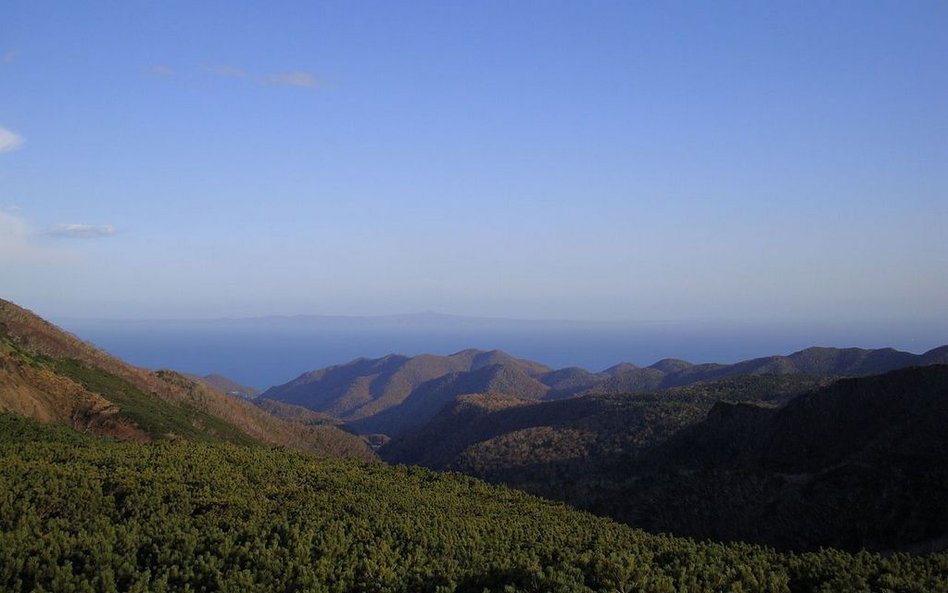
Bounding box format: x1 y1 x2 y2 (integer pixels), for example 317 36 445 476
261 348 552 433
350 362 551 435
264 343 948 437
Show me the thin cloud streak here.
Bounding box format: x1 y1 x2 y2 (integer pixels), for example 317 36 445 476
265 71 319 88
48 224 118 239
201 64 319 89
204 65 249 79
2 49 17 64
150 64 175 76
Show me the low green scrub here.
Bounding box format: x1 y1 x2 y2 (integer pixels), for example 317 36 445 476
0 414 945 593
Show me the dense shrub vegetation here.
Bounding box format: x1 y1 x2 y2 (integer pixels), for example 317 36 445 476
1 414 946 593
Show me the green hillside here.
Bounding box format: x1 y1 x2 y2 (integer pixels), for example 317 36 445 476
1 413 946 593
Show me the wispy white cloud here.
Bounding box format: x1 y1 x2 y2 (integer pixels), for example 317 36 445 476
0 211 76 264
265 71 319 88
0 127 23 153
201 64 320 89
2 49 17 65
150 64 175 76
48 223 117 239
204 65 249 79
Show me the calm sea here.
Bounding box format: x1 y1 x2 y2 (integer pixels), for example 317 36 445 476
55 316 943 391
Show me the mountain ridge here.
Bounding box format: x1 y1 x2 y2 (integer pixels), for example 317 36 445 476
264 343 948 436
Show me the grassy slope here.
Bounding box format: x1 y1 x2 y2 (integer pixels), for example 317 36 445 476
50 358 258 445
0 299 377 460
1 413 946 593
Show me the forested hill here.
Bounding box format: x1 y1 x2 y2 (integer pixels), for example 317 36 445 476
0 298 375 460
381 373 821 470
263 343 948 436
623 364 948 552
385 365 948 553
1 412 946 593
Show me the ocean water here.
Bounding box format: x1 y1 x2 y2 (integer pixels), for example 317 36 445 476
55 315 945 391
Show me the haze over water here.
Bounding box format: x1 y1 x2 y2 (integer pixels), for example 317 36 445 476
58 314 945 389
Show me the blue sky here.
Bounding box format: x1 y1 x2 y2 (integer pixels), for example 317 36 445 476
1 1 946 331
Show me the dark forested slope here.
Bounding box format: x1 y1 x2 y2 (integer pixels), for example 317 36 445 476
382 374 820 492
385 366 948 552
618 364 948 552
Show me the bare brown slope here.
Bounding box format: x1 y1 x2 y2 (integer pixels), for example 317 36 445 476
154 369 376 460
0 345 147 440
0 299 376 461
